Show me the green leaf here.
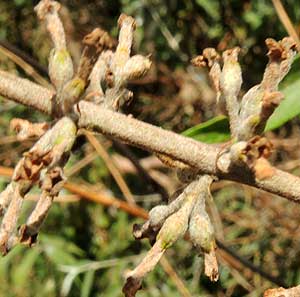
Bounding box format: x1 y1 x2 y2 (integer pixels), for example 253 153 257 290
265 55 300 131
195 0 220 20
81 270 95 297
12 248 40 287
0 245 25 278
181 115 230 143
40 234 84 265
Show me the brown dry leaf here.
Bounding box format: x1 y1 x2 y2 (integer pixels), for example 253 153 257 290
10 118 49 141
204 249 219 282
243 136 273 166
254 158 276 180
264 285 300 297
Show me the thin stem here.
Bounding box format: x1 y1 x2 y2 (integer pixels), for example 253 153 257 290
272 0 300 51
0 70 53 114
84 131 136 204
0 44 51 88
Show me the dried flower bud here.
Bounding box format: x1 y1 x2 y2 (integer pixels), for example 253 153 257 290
220 47 242 98
35 0 66 50
10 118 49 141
204 249 219 282
112 14 136 71
188 196 215 253
192 48 221 102
238 85 283 140
122 55 152 81
77 28 114 84
219 47 242 137
157 194 196 249
262 37 296 91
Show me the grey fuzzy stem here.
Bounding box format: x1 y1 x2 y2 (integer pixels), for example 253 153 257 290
77 101 300 202
225 95 240 137
0 117 76 253
23 191 54 238
0 184 23 254
77 101 218 172
0 71 53 114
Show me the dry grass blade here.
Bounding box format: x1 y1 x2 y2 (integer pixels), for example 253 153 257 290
84 131 136 204
0 44 51 88
159 256 192 297
272 0 300 51
65 151 98 177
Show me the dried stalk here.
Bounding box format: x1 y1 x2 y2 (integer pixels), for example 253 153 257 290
84 131 136 204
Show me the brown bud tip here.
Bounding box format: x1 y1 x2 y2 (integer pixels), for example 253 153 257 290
35 0 60 20
203 48 220 65
83 28 114 51
191 55 207 67
222 47 240 63
122 276 142 297
266 37 296 61
191 48 220 68
266 38 283 60
242 136 273 165
204 249 219 282
118 13 136 30
18 225 38 247
262 91 283 120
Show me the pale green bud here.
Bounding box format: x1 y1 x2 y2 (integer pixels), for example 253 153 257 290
220 47 242 98
59 77 86 114
157 195 195 249
49 49 74 90
188 197 215 253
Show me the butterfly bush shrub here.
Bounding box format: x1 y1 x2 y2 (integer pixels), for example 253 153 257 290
0 1 298 296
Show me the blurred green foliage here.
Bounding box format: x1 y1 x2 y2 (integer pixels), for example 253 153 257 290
0 0 300 297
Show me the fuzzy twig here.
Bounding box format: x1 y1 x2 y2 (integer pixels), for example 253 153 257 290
0 117 76 254
76 101 300 202
264 284 300 297
0 70 54 114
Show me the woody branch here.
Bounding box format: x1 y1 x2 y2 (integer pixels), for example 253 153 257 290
0 0 298 296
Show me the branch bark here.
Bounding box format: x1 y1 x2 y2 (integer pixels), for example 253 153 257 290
0 76 299 202
76 101 300 203
0 70 53 114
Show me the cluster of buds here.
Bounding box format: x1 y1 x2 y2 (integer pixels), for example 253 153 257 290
193 38 296 142
193 37 296 185
124 36 297 296
35 0 152 117
0 1 298 296
0 0 152 257
85 14 152 111
123 175 218 297
0 117 76 254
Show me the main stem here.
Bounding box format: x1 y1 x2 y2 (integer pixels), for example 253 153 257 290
77 101 300 203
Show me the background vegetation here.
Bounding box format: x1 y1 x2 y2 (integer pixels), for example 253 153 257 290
0 0 300 296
